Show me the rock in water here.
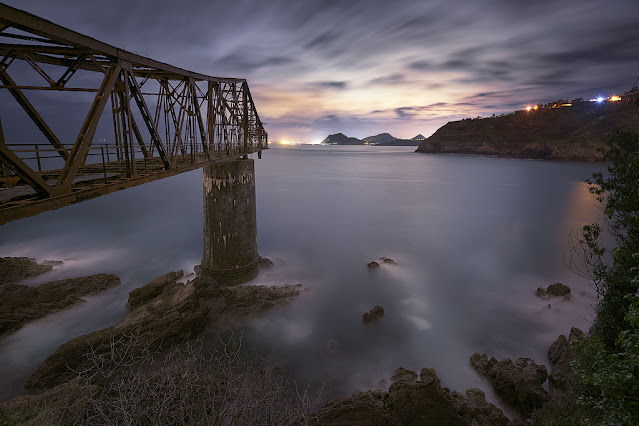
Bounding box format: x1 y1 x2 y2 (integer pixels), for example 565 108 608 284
0 257 53 284
548 327 584 393
363 306 384 324
259 256 274 268
26 271 206 389
314 367 509 425
536 282 571 298
26 271 304 389
380 257 397 265
547 282 571 297
367 261 380 269
0 273 120 336
469 353 549 417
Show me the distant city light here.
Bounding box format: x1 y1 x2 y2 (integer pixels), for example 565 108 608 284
526 106 532 111
596 97 604 103
280 140 295 145
610 95 621 101
534 105 538 110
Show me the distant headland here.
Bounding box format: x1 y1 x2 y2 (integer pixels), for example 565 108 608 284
321 133 424 146
415 92 639 161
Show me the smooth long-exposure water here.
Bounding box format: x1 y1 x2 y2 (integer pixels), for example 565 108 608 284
0 146 602 405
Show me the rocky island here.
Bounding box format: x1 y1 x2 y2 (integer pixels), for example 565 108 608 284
321 132 423 146
416 100 639 161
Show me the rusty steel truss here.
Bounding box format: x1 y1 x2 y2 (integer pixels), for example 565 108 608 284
0 3 267 225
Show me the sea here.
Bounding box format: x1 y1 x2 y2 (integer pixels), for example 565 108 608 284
0 145 604 407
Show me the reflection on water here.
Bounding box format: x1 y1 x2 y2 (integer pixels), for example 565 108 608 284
0 146 602 405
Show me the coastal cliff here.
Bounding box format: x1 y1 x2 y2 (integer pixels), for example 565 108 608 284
416 102 639 161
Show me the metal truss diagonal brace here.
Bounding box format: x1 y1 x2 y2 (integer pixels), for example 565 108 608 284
58 63 121 186
0 117 50 197
190 79 209 158
127 71 170 169
0 66 69 160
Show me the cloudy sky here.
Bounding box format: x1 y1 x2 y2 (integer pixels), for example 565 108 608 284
4 0 639 142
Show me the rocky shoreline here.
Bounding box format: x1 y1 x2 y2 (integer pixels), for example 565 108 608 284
0 256 585 424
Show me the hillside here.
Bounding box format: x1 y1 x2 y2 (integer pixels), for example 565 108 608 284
321 132 422 146
416 102 639 161
362 133 397 144
321 133 362 145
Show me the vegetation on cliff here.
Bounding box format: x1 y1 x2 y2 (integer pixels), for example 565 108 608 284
533 130 639 424
416 102 639 161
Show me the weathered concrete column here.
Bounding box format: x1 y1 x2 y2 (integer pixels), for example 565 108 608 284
202 158 259 285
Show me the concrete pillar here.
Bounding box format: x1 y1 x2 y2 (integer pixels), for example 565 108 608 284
202 158 258 285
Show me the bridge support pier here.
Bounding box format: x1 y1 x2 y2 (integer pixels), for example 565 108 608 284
201 158 259 285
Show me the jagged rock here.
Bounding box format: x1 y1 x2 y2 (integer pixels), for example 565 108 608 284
470 353 549 417
0 257 52 284
315 367 508 425
259 256 274 268
547 283 571 297
453 387 511 426
363 306 384 324
26 272 304 390
26 272 207 389
0 274 120 336
127 270 184 309
536 282 571 298
380 257 396 265
367 261 380 269
548 327 584 393
196 279 303 329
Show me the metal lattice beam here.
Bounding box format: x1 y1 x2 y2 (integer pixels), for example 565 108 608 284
0 3 268 225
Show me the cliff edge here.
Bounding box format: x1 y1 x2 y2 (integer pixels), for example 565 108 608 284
416 102 639 161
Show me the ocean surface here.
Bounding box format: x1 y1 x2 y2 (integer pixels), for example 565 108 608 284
0 145 604 406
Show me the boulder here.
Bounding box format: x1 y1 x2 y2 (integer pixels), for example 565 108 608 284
315 367 509 425
363 306 384 324
258 257 274 268
317 368 509 425
26 272 206 389
547 283 571 297
536 282 571 298
547 327 584 393
380 257 397 265
0 274 120 336
367 261 380 269
0 257 52 284
470 353 549 417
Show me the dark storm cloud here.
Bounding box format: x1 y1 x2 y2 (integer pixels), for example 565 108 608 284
312 81 348 89
394 103 450 119
214 53 295 72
